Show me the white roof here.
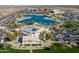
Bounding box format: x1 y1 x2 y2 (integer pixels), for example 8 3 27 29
0 27 5 29
22 35 40 44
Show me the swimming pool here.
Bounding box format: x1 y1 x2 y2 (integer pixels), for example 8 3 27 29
17 14 57 25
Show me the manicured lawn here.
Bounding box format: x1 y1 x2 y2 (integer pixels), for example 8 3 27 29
1 43 79 53
32 44 41 46
24 44 30 46
53 46 79 53
55 17 62 22
33 43 79 53
33 49 52 53
0 48 30 53
0 43 29 53
24 44 41 46
1 46 79 53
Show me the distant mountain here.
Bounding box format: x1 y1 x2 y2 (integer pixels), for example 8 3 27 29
0 5 79 8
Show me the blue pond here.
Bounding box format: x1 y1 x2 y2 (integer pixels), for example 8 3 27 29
17 15 57 25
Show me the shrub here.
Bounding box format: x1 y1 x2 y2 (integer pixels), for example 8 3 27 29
24 44 30 46
53 43 63 47
32 44 41 46
0 43 4 48
0 43 12 49
5 43 12 49
44 47 51 50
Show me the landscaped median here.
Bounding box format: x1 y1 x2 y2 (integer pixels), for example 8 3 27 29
24 44 41 46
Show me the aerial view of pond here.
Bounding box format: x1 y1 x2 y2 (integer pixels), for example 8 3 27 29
17 14 57 25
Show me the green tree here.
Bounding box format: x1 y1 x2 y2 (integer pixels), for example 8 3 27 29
49 26 57 32
46 32 53 39
9 32 16 41
15 30 21 37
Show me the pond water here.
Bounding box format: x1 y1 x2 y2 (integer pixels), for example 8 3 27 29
17 14 57 25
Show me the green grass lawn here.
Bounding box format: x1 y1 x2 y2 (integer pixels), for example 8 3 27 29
55 17 62 22
0 43 30 53
0 48 30 53
1 46 79 53
1 43 79 53
32 44 41 46
24 44 30 46
33 43 79 53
